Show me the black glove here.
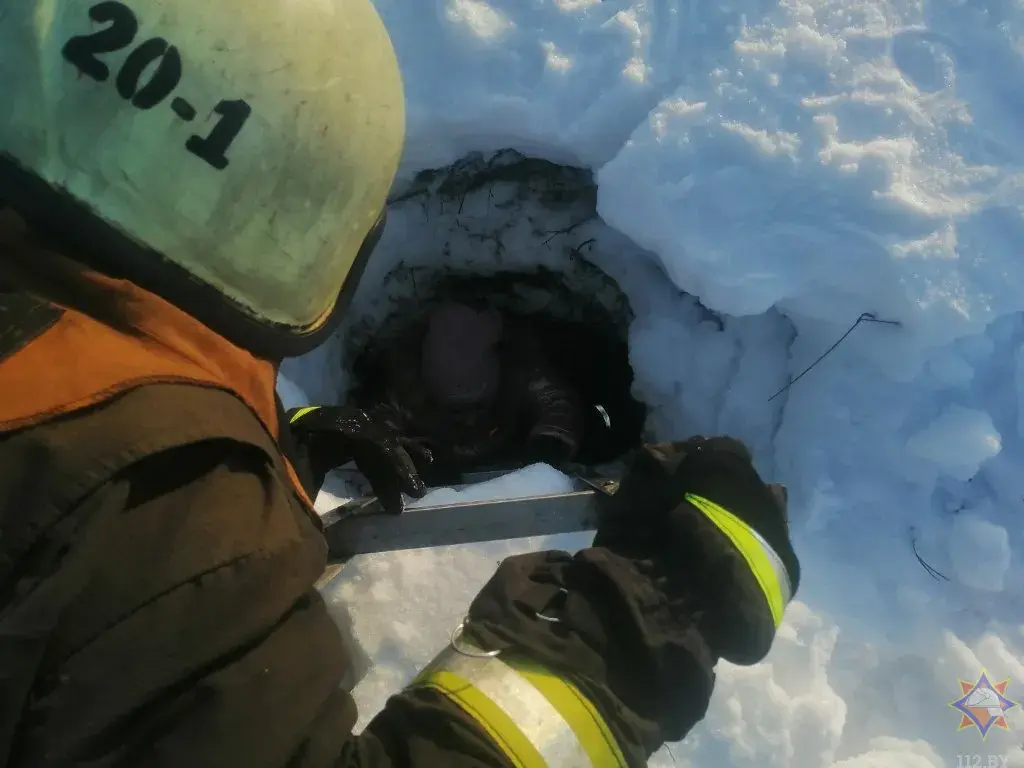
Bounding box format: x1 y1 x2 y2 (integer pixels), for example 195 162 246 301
463 434 799 756
287 405 429 514
595 436 798 664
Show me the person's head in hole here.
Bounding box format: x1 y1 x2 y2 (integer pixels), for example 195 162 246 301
420 301 503 426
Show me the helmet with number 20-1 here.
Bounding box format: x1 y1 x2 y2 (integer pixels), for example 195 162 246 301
0 0 405 356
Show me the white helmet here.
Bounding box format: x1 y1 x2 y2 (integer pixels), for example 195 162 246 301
0 0 405 356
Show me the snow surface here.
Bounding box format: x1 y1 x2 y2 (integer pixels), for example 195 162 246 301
278 0 1024 764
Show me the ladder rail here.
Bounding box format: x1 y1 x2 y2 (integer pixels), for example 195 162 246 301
318 467 621 559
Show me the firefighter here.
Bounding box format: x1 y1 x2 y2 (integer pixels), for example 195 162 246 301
0 2 800 767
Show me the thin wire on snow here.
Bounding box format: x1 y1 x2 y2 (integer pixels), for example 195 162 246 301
768 313 903 403
909 525 950 582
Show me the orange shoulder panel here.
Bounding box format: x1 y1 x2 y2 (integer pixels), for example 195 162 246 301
0 212 315 510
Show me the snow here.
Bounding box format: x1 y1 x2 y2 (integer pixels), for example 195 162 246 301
950 509 1012 593
906 404 1002 483
278 0 1024 764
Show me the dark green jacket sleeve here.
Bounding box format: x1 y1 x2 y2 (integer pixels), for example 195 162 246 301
0 418 518 767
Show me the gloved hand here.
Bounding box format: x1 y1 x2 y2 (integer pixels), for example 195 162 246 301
462 433 799 757
595 436 797 664
287 405 429 514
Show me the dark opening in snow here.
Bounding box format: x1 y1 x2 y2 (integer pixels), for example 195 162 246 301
346 265 647 471
337 150 656 475
301 147 793 526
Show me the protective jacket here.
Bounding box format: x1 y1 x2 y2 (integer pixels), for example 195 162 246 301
0 209 798 767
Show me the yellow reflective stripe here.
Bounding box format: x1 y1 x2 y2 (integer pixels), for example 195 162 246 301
288 405 320 424
412 648 592 766
505 655 628 767
685 493 792 627
410 641 630 767
415 669 548 768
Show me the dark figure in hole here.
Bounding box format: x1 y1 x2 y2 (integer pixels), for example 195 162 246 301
360 300 585 482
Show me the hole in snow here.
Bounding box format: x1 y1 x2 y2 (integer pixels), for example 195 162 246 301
343 151 648 475
334 148 793 483
346 266 647 475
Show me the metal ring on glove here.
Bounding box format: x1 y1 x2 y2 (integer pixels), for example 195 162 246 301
534 587 568 623
450 618 502 658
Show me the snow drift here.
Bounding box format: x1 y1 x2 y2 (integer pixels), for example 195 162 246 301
279 0 1024 765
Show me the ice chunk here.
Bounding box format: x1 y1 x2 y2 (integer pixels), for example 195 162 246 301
949 511 1011 592
906 406 1002 482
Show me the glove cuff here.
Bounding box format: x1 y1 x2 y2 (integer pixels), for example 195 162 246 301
665 444 799 665
676 443 800 596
